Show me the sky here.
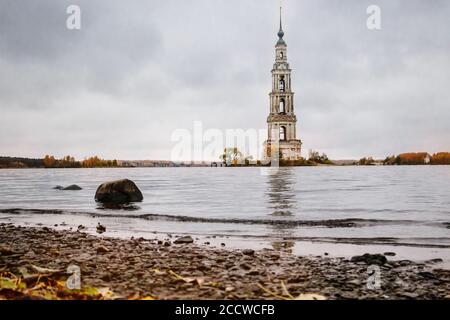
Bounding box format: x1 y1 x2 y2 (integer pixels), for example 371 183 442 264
0 0 449 161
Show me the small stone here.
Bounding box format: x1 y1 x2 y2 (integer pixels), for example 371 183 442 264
384 252 396 256
427 258 443 264
174 236 194 244
163 241 171 247
247 269 260 276
239 263 251 270
418 271 437 280
398 260 412 266
221 243 226 247
402 292 419 299
24 250 36 258
348 279 361 286
0 245 13 255
242 249 255 256
50 249 60 256
100 274 111 282
97 245 109 253
96 223 106 234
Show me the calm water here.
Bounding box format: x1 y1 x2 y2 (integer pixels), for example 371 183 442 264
1 167 449 262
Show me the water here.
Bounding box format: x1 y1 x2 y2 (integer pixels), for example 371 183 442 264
1 166 449 264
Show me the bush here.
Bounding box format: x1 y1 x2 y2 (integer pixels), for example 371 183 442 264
308 150 333 165
359 157 375 166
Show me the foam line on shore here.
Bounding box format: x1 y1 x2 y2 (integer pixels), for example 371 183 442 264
1 208 449 229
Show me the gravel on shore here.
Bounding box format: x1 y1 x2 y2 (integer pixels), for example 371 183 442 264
1 223 449 300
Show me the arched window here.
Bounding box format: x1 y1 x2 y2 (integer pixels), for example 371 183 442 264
279 78 285 91
280 126 286 141
279 51 284 59
279 99 285 113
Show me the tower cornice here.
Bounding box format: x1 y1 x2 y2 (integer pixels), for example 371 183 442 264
272 67 291 73
269 92 295 96
267 114 297 123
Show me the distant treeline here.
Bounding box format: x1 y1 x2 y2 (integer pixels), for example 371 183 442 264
0 157 44 168
2 152 449 169
43 155 118 168
385 152 450 165
0 156 119 168
358 152 450 166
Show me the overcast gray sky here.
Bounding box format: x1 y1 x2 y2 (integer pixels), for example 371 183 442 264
0 0 449 160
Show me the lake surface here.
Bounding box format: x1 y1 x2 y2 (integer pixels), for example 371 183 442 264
1 167 449 264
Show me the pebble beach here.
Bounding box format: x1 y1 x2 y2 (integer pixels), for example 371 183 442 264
1 223 449 300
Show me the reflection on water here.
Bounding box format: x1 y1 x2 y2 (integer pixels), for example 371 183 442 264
265 168 297 217
265 168 298 252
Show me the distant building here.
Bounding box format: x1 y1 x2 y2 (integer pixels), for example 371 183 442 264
264 7 302 161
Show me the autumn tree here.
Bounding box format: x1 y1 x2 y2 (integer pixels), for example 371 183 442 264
43 155 55 168
431 152 450 165
397 153 431 165
81 156 119 168
220 148 244 166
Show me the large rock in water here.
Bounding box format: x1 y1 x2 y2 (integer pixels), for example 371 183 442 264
95 179 143 204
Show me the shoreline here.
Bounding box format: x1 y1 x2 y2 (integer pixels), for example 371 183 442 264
1 224 449 300
2 208 450 267
2 164 450 169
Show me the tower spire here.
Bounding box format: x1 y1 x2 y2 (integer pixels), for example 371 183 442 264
279 5 283 32
278 5 284 40
277 3 286 45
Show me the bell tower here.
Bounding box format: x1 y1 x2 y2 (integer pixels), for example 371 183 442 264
264 6 302 161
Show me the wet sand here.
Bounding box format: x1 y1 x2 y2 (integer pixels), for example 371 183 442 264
1 223 449 300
